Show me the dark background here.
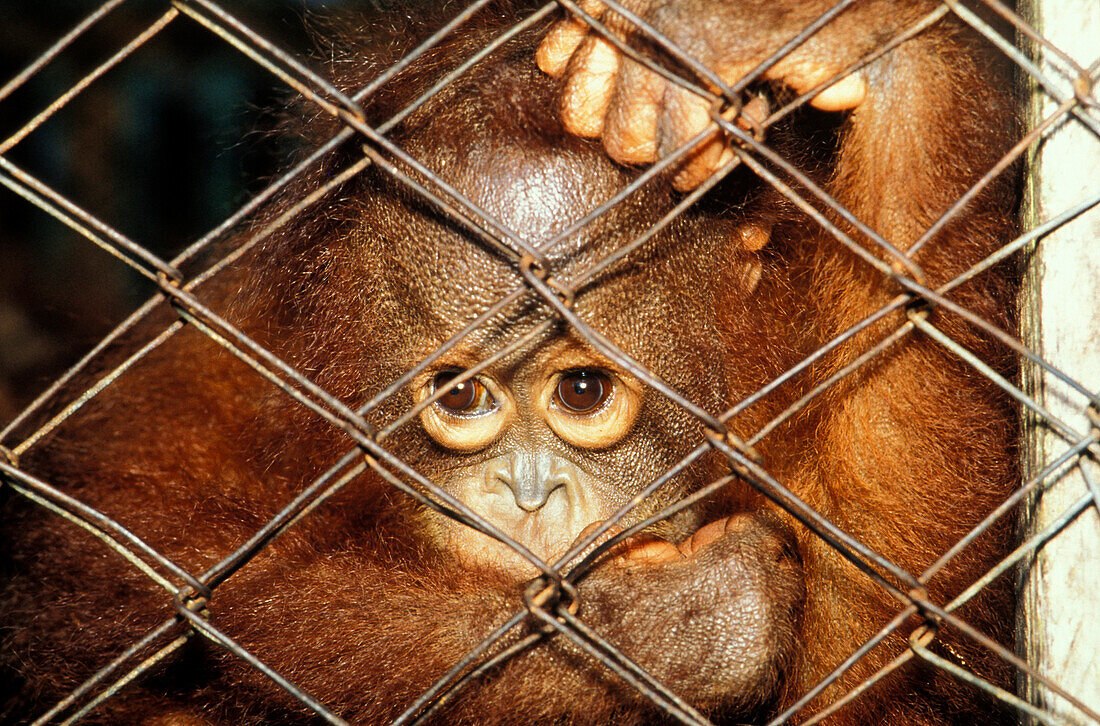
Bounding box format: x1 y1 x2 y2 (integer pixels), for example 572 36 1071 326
0 0 431 421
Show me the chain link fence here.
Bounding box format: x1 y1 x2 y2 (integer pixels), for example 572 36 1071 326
1 1 1098 724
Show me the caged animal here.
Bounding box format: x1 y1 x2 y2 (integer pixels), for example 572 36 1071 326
1 1 1019 724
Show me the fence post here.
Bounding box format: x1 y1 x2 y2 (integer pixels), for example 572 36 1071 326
1018 0 1100 723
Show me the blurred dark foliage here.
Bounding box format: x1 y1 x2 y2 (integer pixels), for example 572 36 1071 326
0 0 433 421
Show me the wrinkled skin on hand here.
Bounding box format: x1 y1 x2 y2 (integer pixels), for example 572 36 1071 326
537 0 949 189
583 514 804 708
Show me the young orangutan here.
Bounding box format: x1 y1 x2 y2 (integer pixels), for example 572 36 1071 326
1 2 1017 724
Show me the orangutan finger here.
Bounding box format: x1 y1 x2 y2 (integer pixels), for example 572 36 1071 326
560 35 622 137
601 55 665 163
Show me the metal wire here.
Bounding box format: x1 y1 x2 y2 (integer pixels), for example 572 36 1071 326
1 1 1097 725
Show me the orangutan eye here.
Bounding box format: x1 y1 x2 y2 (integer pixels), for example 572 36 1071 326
432 371 497 416
555 370 612 413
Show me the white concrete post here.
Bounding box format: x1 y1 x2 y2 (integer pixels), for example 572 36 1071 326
1018 1 1100 724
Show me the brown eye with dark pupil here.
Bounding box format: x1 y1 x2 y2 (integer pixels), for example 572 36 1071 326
557 371 610 413
434 372 478 413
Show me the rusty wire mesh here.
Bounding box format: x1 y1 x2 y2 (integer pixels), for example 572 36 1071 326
0 1 1098 725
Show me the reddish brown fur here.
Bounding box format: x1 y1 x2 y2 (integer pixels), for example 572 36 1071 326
1 2 1018 725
